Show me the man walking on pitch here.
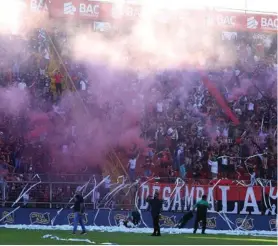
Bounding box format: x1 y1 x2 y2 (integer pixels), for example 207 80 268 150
147 191 163 236
73 190 86 235
193 195 210 234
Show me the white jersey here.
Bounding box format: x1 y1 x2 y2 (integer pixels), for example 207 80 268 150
222 157 228 165
128 158 137 169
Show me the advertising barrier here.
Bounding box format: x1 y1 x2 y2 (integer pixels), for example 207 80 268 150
45 0 113 21
0 208 276 231
207 11 277 32
39 0 278 33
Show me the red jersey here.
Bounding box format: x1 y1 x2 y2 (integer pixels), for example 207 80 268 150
54 74 63 84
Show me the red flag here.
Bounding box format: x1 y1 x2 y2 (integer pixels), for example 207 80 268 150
202 76 240 125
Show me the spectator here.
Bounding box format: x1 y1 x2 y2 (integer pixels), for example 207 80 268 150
128 153 139 182
53 70 63 96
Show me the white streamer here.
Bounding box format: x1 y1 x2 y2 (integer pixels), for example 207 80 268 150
92 176 97 209
93 209 100 226
51 177 92 226
235 214 249 231
108 209 112 226
234 180 248 187
217 153 265 160
103 183 129 208
42 234 95 244
82 177 92 196
16 182 29 200
169 178 185 209
12 174 41 208
257 179 276 215
260 180 268 210
0 206 20 223
212 179 234 231
125 180 139 196
134 177 158 228
268 181 274 209
16 174 39 200
101 177 125 202
101 177 139 209
211 179 222 190
80 175 110 203
216 211 233 231
260 116 264 131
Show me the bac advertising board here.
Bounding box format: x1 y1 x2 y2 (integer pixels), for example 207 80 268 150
0 208 277 231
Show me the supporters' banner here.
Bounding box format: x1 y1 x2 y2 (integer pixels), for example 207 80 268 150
0 208 276 231
46 0 113 20
139 182 277 215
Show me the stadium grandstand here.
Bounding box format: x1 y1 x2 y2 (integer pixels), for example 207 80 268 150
0 0 277 241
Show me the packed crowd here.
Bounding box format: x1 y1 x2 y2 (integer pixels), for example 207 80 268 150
48 27 278 186
0 22 277 208
121 31 277 184
0 30 48 175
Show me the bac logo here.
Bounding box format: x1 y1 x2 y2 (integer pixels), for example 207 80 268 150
269 219 277 231
159 215 176 227
247 16 259 29
29 212 50 225
1 211 14 224
235 218 254 230
64 2 76 15
67 213 88 225
199 217 217 229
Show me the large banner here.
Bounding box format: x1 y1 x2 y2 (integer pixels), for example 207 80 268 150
0 208 277 231
29 0 277 33
139 183 277 215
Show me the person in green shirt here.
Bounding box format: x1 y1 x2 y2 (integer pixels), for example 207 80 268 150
193 195 210 234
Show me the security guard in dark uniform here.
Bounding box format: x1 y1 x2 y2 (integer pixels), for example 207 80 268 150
193 195 210 234
147 191 163 236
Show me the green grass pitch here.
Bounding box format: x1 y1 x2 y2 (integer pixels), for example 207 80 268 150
0 229 277 245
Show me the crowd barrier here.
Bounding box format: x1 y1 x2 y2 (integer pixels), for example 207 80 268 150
0 178 277 231
1 180 277 212
0 179 135 210
0 208 276 231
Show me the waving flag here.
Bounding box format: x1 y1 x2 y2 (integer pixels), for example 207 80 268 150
202 76 240 125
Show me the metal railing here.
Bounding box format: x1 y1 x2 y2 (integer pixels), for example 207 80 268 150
0 177 276 212
0 180 137 210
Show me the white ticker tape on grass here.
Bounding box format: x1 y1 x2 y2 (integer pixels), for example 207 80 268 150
42 234 119 245
1 224 276 238
43 234 95 244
